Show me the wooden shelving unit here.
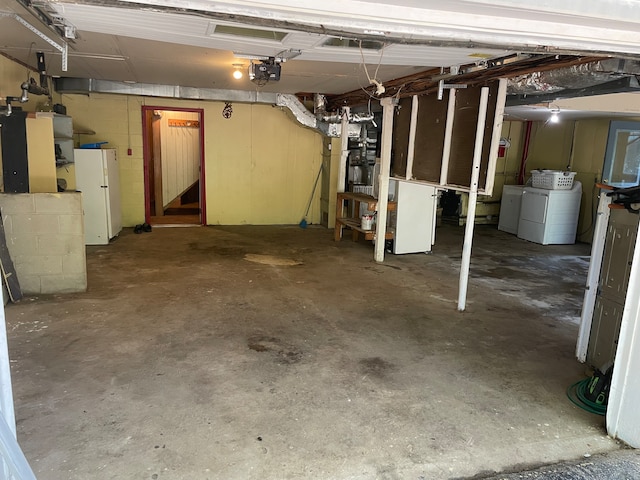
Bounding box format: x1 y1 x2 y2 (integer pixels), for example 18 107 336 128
334 191 396 242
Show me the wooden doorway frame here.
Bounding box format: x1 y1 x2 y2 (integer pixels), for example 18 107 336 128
142 106 206 225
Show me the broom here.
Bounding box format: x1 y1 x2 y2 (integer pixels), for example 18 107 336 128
299 164 323 229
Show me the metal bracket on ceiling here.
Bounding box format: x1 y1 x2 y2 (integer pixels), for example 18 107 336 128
436 65 467 100
437 79 467 100
0 12 68 71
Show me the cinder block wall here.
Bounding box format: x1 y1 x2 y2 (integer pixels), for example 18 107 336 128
0 193 87 294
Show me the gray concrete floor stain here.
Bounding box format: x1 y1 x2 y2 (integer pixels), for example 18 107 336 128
5 224 625 479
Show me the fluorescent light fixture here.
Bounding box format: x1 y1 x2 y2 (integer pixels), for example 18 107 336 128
323 38 384 50
207 23 287 42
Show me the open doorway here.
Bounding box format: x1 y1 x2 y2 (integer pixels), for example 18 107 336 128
142 106 205 226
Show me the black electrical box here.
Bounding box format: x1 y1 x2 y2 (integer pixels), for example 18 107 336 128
249 60 281 82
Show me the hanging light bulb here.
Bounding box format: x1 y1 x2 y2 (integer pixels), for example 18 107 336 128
232 64 244 80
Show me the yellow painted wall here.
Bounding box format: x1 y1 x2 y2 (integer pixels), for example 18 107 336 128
0 55 40 113
320 136 341 228
486 121 525 201
58 93 324 226
570 119 610 242
524 121 575 172
25 117 58 192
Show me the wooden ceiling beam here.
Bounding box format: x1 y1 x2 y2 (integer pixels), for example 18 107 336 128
324 55 606 110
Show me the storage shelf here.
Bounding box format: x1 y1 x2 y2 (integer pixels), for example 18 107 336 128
334 191 396 242
336 217 394 241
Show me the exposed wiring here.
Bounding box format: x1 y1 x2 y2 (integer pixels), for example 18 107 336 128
25 42 36 82
358 40 386 96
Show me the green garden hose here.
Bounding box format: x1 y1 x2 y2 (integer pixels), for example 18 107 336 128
567 378 607 416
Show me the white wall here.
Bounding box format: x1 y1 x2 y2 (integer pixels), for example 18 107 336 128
159 111 200 207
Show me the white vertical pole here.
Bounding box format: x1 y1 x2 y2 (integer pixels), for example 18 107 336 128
606 214 640 447
374 97 396 263
405 95 419 180
576 192 611 362
457 87 489 311
440 88 457 185
337 107 350 193
483 79 507 195
0 287 15 437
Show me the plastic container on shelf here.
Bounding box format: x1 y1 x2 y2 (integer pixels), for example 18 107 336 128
361 214 374 230
530 170 577 190
79 141 108 149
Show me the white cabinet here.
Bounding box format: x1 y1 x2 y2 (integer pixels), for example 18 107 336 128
389 179 437 254
517 182 582 245
74 148 122 245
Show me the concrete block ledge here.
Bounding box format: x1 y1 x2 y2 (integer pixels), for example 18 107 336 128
0 193 87 294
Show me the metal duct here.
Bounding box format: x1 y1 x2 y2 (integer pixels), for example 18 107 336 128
54 78 338 135
54 77 279 103
507 75 640 106
275 94 337 136
314 93 327 116
507 59 640 95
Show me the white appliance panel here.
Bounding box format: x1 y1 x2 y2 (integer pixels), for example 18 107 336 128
391 179 437 254
104 149 122 238
498 185 525 234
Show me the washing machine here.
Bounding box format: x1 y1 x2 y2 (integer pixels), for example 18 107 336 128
517 181 582 245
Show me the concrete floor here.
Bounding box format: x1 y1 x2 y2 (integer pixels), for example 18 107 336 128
5 224 625 479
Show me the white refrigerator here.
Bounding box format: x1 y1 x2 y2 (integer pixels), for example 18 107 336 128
389 179 438 254
74 148 122 245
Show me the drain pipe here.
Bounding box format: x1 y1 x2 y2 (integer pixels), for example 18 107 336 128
518 121 533 184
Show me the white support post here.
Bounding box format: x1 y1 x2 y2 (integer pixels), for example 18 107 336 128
576 192 612 362
374 97 397 263
483 79 507 195
337 107 350 194
0 288 14 438
405 95 419 180
606 214 640 447
440 88 457 185
457 87 489 311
